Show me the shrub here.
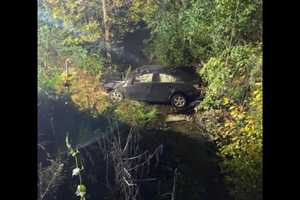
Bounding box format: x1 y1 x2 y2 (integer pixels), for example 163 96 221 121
198 43 262 109
195 43 262 200
114 100 158 127
219 85 262 200
38 64 63 92
58 46 104 76
54 68 111 116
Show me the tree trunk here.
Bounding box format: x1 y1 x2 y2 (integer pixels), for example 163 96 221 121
101 0 112 69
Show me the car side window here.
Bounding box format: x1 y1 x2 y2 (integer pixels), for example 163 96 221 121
134 73 153 83
159 73 177 83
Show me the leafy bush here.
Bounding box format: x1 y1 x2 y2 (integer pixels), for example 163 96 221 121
38 21 64 92
195 44 262 200
54 68 111 115
38 64 63 92
142 0 213 65
59 46 104 76
219 85 262 200
134 0 262 65
114 100 158 127
198 43 262 109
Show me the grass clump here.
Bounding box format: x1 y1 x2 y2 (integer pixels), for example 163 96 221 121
114 100 158 127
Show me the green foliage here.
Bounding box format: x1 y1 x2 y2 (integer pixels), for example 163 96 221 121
192 2 263 193
45 0 140 45
38 71 62 92
38 62 63 92
198 43 262 109
38 11 66 91
55 68 111 114
219 85 262 200
45 0 102 45
59 45 104 76
134 0 262 65
212 0 262 48
140 0 205 65
114 100 158 127
38 3 105 91
196 89 262 200
195 43 262 200
38 0 104 86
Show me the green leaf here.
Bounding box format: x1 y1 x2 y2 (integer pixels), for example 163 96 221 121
77 184 86 193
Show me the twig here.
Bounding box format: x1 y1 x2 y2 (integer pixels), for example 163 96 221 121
39 162 64 200
127 145 163 171
123 177 136 187
122 128 133 154
171 168 178 200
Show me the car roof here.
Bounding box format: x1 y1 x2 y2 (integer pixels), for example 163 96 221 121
134 65 202 83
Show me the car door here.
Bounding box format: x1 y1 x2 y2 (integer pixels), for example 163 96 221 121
124 73 153 101
149 73 177 102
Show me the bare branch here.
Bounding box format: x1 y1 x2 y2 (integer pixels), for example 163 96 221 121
97 121 163 200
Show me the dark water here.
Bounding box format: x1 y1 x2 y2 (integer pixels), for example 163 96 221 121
38 90 110 165
38 90 231 200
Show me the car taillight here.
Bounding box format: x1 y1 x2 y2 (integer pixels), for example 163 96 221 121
193 84 201 91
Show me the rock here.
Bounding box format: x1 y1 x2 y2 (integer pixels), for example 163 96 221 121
165 114 191 122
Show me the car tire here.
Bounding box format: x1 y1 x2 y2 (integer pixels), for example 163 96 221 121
171 94 187 108
109 89 124 103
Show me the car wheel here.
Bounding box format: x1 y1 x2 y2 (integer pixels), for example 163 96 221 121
109 89 124 103
171 94 187 108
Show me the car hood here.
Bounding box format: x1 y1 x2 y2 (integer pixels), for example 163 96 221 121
103 80 128 90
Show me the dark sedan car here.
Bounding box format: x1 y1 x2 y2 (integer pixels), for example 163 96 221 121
102 65 203 108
